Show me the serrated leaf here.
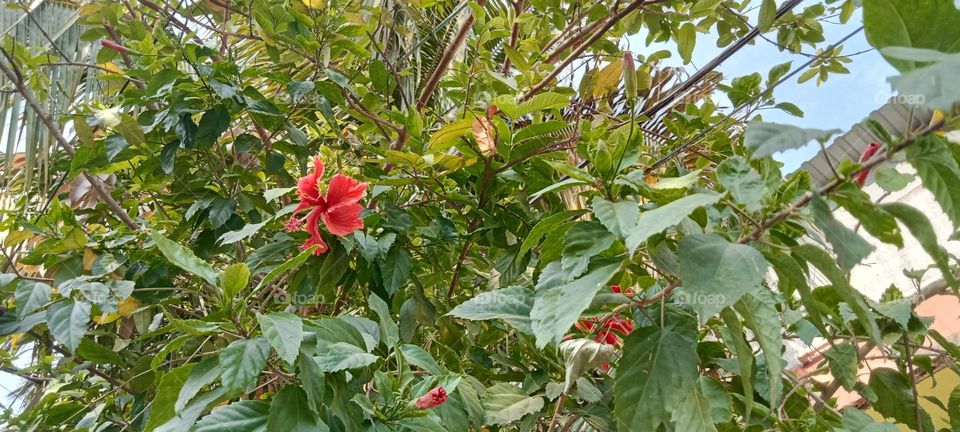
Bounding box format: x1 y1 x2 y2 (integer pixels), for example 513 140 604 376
744 121 838 158
447 286 534 334
220 263 250 299
194 400 269 432
677 234 769 321
905 134 960 228
428 118 473 151
531 259 622 348
592 197 639 239
145 364 194 432
716 156 766 212
368 294 399 348
869 368 934 431
177 356 220 412
400 344 443 375
824 343 858 391
219 337 271 393
257 312 303 365
152 231 219 286
874 166 914 192
625 192 723 255
561 222 615 280
670 389 717 432
518 210 585 260
46 299 90 352
758 0 777 32
832 184 903 247
313 342 377 372
482 383 545 425
882 202 959 291
734 289 782 406
381 245 411 295
254 245 319 291
614 309 699 431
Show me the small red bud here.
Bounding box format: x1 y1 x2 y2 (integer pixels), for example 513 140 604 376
415 387 448 410
100 39 128 53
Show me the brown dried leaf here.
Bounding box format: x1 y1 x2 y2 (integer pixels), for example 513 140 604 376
472 115 498 157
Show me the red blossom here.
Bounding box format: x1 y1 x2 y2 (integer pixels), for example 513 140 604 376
853 142 882 187
100 39 128 53
286 158 367 254
572 285 636 349
415 387 447 410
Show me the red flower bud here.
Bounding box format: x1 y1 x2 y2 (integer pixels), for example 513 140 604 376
100 39 128 53
415 386 447 410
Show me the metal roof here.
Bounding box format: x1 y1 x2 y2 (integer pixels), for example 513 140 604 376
797 101 931 186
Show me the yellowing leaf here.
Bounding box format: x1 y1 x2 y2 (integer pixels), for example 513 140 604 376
119 296 140 317
83 248 98 271
592 60 623 97
302 0 325 10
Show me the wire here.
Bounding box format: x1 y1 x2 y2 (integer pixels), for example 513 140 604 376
643 25 864 174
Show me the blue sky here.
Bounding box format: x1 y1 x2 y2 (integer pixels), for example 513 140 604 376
629 3 897 172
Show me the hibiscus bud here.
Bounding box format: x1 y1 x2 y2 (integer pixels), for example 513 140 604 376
415 387 447 410
622 51 637 100
853 142 882 187
100 39 128 53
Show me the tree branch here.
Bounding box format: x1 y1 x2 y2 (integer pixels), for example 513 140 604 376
416 0 488 110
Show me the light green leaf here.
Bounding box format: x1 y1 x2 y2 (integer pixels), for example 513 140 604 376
263 187 295 202
677 23 696 64
219 337 271 393
400 344 443 375
15 280 51 319
447 286 533 334
313 342 377 372
510 92 570 118
614 309 699 431
559 338 614 393
152 231 219 286
177 356 220 412
758 0 777 32
518 210 586 260
625 192 723 255
719 308 753 423
882 202 958 291
874 166 914 192
428 118 474 151
194 400 269 432
670 389 717 432
744 121 838 159
652 170 701 190
257 312 303 365
677 234 769 321
254 245 319 291
46 299 90 352
810 195 874 271
888 53 960 110
561 222 615 280
368 294 399 348
220 263 250 299
863 0 960 72
716 156 766 212
145 364 194 432
592 197 639 239
832 184 904 247
734 289 782 406
267 385 328 432
905 134 960 228
482 383 545 425
530 259 622 348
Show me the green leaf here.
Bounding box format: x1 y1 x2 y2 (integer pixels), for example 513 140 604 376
758 0 777 32
482 383 545 425
868 368 934 431
559 338 614 393
368 294 399 348
177 356 220 412
195 105 230 148
888 53 960 110
447 286 534 334
151 231 219 286
824 343 858 391
518 210 586 260
257 312 303 365
46 299 90 352
677 23 696 64
297 352 325 412
863 0 960 72
530 259 622 348
77 338 123 364
313 342 377 372
194 400 269 432
614 309 699 431
949 385 960 432
905 134 960 227
220 263 250 299
719 308 753 423
625 192 723 255
117 114 145 148
841 408 900 431
254 245 319 291
832 184 904 247
733 289 782 406
399 344 443 375
882 202 959 291
145 364 194 432
716 156 766 212
592 197 639 239
809 195 874 271
670 389 717 432
793 245 883 345
501 92 569 119
744 121 838 159
428 118 473 151
677 234 769 321
380 245 411 295
874 166 914 192
267 385 328 432
208 197 236 229
764 250 827 335
15 280 51 319
219 337 271 393
561 222 615 280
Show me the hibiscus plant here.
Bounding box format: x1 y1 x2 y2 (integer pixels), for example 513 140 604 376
1 0 960 430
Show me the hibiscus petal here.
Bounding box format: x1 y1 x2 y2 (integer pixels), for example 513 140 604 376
297 158 325 202
303 206 329 254
325 173 367 207
321 202 364 236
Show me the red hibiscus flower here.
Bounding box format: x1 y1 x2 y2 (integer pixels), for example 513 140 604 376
853 142 882 187
285 157 367 255
415 387 447 410
571 285 636 348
